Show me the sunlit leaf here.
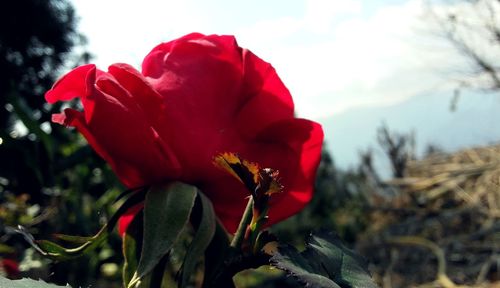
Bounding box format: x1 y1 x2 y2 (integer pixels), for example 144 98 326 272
0 276 71 288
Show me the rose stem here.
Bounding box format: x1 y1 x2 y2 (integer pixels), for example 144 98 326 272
230 197 254 249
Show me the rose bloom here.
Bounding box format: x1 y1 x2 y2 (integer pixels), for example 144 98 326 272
1 258 19 278
45 33 323 233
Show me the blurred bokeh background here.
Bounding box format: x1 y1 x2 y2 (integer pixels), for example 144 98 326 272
0 0 499 287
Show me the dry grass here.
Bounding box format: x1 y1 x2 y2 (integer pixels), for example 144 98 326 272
357 145 500 288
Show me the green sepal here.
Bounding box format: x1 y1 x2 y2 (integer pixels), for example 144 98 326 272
179 191 216 288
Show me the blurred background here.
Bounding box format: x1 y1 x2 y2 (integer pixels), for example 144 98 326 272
0 0 499 287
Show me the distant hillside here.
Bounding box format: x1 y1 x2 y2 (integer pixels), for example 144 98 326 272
320 91 500 173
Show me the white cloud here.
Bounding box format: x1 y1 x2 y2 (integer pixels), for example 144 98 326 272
71 0 464 120
72 0 203 68
303 0 362 33
236 0 463 119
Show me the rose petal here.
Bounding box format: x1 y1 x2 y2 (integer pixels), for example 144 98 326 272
88 77 181 186
143 35 243 124
199 119 323 232
45 64 96 104
107 63 170 137
141 34 248 181
57 108 152 187
141 32 206 78
1 258 19 278
256 119 324 224
235 49 294 139
48 33 324 235
49 67 181 187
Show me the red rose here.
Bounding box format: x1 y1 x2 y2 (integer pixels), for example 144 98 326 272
1 258 19 278
46 33 323 233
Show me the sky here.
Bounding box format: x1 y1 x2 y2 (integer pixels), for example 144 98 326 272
69 0 464 120
67 0 500 172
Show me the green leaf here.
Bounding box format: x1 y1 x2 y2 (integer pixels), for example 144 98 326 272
16 187 147 261
0 244 15 254
135 182 197 280
52 234 93 245
123 233 139 287
179 191 216 288
7 92 54 160
122 210 143 288
14 225 104 260
38 228 107 261
270 231 378 288
0 276 71 288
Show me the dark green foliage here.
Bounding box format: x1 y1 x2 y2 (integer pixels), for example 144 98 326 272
0 0 83 126
0 1 123 287
0 0 90 198
270 231 377 288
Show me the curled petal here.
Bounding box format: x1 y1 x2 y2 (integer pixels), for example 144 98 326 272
107 63 170 139
45 64 96 104
55 108 158 188
236 49 294 139
46 66 181 188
